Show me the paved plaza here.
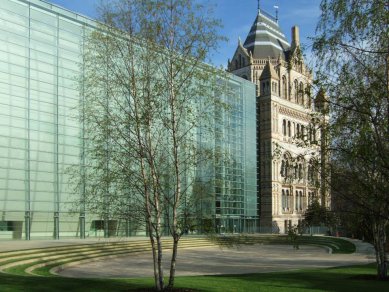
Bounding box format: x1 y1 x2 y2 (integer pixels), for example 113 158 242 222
56 239 375 278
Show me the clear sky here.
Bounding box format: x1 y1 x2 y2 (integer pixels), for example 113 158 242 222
47 0 322 67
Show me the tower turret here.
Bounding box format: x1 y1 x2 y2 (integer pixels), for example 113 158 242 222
259 58 279 96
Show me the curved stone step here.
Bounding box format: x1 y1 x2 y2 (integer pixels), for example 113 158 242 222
0 237 216 276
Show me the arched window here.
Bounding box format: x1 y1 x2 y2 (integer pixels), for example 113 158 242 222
282 190 286 209
299 191 303 211
298 163 303 179
281 160 285 177
282 120 286 136
296 124 300 138
286 189 290 209
282 76 287 98
299 82 304 105
307 95 312 109
313 128 317 142
271 82 278 95
308 160 315 184
294 79 298 101
295 191 298 210
301 125 305 138
285 160 289 177
294 164 298 179
235 59 238 69
287 121 291 137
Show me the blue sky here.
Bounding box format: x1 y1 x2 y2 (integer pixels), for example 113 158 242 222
47 0 321 67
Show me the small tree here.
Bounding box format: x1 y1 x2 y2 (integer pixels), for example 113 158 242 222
303 200 337 234
72 0 226 290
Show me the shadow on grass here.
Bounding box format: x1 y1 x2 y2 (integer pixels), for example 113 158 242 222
0 273 147 292
0 264 386 292
179 264 387 292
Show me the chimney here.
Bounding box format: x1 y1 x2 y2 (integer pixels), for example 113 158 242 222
291 26 300 47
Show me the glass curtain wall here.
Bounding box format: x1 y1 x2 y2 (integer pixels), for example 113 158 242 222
212 77 257 234
0 0 93 239
0 0 257 239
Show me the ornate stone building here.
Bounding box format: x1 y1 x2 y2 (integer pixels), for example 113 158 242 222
228 7 330 233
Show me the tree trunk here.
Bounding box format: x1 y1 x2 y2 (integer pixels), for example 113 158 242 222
168 233 179 289
149 231 162 291
156 234 164 290
373 220 388 280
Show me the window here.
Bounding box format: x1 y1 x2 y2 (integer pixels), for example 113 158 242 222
298 163 303 179
91 220 104 231
299 191 303 210
294 79 298 101
296 124 300 138
286 190 290 209
285 160 289 177
294 164 298 179
313 128 317 142
0 221 14 231
287 121 291 137
295 191 298 210
282 119 286 136
281 160 285 177
299 82 304 105
282 190 286 209
282 76 287 98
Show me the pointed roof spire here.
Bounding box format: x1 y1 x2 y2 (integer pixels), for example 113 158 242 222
243 7 290 59
260 58 279 80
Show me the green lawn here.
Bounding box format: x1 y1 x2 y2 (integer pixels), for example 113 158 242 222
0 263 387 292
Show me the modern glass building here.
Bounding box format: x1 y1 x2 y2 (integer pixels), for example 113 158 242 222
0 0 257 239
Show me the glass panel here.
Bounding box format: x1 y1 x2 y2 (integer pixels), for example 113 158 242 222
2 0 28 17
30 7 57 26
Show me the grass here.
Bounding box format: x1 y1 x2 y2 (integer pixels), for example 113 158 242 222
0 263 386 291
0 235 366 291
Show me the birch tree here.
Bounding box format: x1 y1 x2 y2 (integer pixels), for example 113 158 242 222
313 0 389 280
73 0 226 290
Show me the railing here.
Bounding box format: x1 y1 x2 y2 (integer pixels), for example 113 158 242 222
260 9 277 23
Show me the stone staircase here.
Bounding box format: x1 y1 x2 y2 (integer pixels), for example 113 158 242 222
0 237 216 277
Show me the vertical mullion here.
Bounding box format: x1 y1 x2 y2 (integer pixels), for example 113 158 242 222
25 1 31 241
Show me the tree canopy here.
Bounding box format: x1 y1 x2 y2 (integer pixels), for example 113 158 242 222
70 0 227 290
313 0 389 279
